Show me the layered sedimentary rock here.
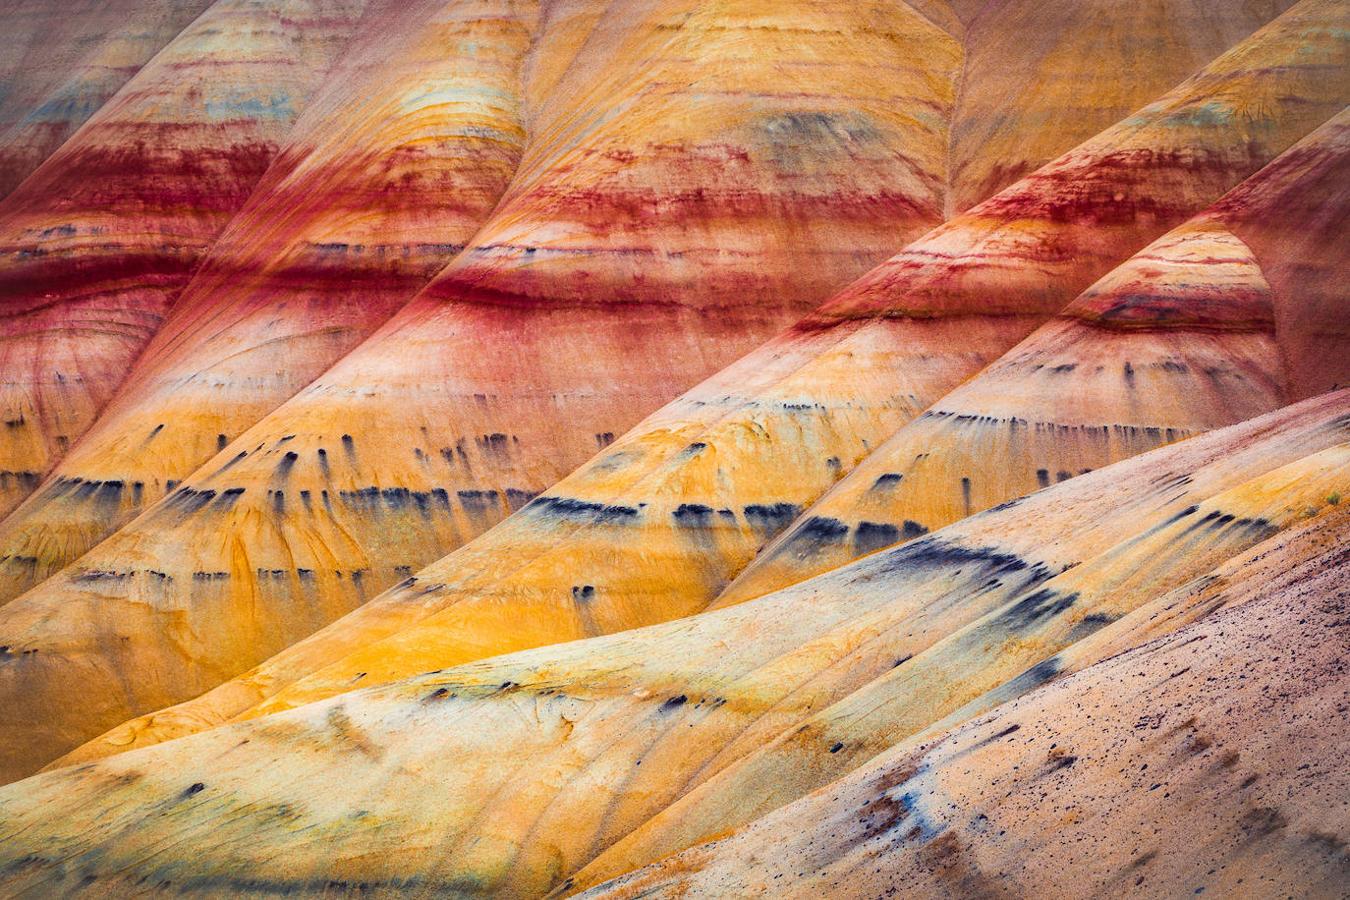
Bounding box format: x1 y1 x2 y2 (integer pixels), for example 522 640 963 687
1224 110 1350 399
0 0 215 197
0 3 1344 895
568 412 1350 893
947 0 1300 211
0 0 974 780
593 504 1350 899
0 0 1273 608
3 391 1346 896
59 0 1349 763
0 0 546 604
719 107 1349 605
0 0 366 521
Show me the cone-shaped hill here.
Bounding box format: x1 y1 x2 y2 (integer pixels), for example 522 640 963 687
0 0 552 605
0 0 368 521
56 0 1350 769
719 107 1350 606
1 390 1345 895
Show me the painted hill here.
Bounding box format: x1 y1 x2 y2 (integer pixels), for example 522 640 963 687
721 107 1350 605
0 0 966 780
46 0 1348 772
0 0 543 604
591 499 1350 898
0 0 366 522
1 391 1345 895
0 1 1345 896
0 0 214 198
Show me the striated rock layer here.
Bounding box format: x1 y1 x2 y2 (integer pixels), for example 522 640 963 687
0 0 975 780
61 0 1350 765
0 4 1343 894
1 391 1346 896
0 0 367 521
0 0 548 604
946 0 1299 211
0 0 215 198
591 503 1350 899
0 0 1270 610
719 107 1350 605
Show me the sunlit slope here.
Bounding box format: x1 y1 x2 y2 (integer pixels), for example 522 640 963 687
1 0 1298 612
591 505 1350 899
719 108 1349 606
0 0 215 198
2 391 1345 896
0 0 366 521
0 0 973 781
895 479 1350 744
0 0 550 605
72 0 1350 753
568 425 1350 892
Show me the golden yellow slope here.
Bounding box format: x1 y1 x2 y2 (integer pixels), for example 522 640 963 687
48 1 1349 776
718 107 1349 605
591 503 1350 898
1 391 1344 897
